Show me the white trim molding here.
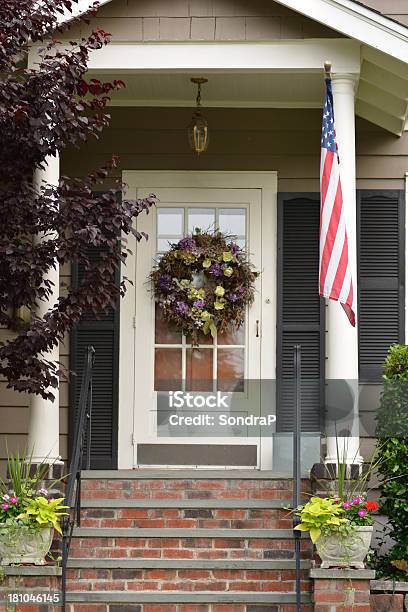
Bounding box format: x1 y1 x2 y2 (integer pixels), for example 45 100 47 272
87 40 361 74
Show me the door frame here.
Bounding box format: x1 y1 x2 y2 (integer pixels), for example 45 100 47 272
118 171 278 469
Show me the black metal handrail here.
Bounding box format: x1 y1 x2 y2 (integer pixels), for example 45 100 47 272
61 345 95 611
293 344 302 612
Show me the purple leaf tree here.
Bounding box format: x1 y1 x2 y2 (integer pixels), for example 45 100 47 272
0 0 155 399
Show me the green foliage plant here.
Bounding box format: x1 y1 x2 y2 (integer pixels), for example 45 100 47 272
375 343 408 580
294 496 348 543
16 497 68 535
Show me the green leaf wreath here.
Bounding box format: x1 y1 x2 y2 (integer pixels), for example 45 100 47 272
150 230 259 344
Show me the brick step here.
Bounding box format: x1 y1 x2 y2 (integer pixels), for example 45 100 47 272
66 565 311 593
67 559 312 570
65 590 312 606
80 506 293 529
65 605 313 612
81 477 306 502
81 470 301 480
69 532 312 560
81 489 296 502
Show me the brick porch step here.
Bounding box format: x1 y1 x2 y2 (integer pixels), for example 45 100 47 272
69 527 312 560
66 590 312 605
66 471 312 610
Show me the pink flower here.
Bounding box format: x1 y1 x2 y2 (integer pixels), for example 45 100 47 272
38 488 48 496
9 496 17 504
2 494 9 501
1 503 9 510
342 502 351 509
352 497 362 505
358 509 366 518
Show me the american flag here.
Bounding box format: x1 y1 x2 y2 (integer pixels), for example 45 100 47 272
319 77 356 327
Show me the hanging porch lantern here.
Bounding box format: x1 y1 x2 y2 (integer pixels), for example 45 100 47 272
188 77 209 155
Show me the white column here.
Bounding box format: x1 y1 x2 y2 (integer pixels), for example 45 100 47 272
325 74 362 465
27 154 61 464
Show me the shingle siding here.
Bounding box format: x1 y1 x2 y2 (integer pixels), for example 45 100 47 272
61 0 343 41
358 0 408 27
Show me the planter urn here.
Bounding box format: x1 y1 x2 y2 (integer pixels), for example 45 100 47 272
0 525 54 565
315 525 373 569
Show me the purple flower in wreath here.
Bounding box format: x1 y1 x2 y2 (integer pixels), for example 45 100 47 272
178 236 196 251
231 243 240 256
229 293 240 303
209 263 222 277
231 287 245 300
158 274 173 291
175 301 189 316
193 299 205 308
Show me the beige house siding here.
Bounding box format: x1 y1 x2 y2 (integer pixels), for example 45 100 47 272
0 266 70 476
63 0 344 41
61 107 408 192
360 0 408 27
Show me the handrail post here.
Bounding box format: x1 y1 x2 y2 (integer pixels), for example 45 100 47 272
293 344 302 612
61 345 95 612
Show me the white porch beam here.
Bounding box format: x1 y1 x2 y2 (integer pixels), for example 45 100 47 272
86 40 361 74
27 154 61 464
325 74 362 466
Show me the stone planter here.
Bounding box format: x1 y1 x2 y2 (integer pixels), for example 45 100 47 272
316 525 373 569
0 525 54 565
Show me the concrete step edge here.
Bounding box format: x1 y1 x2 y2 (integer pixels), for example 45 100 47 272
66 591 311 604
81 470 297 480
81 499 290 509
73 527 299 539
67 558 312 570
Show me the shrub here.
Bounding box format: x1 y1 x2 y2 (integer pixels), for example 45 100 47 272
375 344 408 580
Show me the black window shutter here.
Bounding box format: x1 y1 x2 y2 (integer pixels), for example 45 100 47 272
69 235 120 470
357 190 405 382
277 194 325 432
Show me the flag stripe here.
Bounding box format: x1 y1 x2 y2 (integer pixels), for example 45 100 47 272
319 78 356 327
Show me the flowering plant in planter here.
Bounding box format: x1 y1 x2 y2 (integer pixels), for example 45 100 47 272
294 496 379 568
0 452 68 565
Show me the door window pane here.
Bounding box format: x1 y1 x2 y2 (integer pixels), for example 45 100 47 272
157 208 183 235
186 348 213 392
219 208 246 237
155 348 182 391
188 208 215 234
155 305 181 344
217 348 245 392
157 208 184 252
218 323 245 346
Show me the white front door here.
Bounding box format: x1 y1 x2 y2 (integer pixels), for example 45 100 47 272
119 172 277 470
